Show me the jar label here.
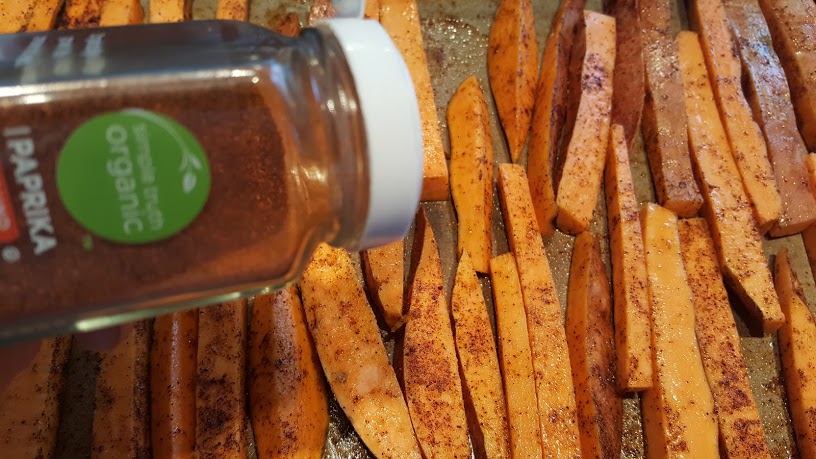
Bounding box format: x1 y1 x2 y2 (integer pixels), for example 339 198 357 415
56 109 211 244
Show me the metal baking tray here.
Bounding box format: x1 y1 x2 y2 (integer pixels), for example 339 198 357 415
53 0 810 457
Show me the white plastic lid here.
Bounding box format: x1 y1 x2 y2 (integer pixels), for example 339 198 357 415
320 19 424 250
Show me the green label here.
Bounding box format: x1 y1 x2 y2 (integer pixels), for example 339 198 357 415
57 109 211 244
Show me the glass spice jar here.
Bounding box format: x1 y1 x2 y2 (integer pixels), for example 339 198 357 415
0 18 422 343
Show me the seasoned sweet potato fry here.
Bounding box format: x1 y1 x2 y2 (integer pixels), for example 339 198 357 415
487 0 538 163
566 232 623 459
605 0 643 150
452 253 510 459
774 249 816 459
448 76 494 273
151 311 198 459
380 0 449 201
301 244 421 459
679 218 771 459
362 240 405 331
0 337 71 458
605 125 652 392
0 0 35 33
758 0 816 152
490 253 543 459
497 164 581 458
404 209 471 459
527 0 585 235
689 0 781 233
364 0 379 19
724 0 816 236
216 0 248 21
678 31 785 334
250 286 329 459
639 204 719 458
555 11 616 235
272 13 302 36
59 0 104 29
640 0 703 217
91 322 151 459
196 300 248 459
99 0 144 26
149 0 191 22
26 0 64 31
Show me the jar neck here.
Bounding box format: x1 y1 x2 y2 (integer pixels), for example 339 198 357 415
273 27 370 250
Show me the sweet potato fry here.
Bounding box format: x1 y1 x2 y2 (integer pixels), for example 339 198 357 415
91 322 151 458
364 0 379 19
689 0 782 234
250 286 329 459
0 0 35 33
566 232 623 459
723 0 816 236
452 253 510 459
58 0 104 29
555 10 616 235
148 0 191 23
25 0 64 31
300 244 422 459
640 0 703 217
380 0 449 201
605 0 643 150
151 311 198 459
0 337 71 458
362 240 405 331
404 209 471 459
677 30 785 334
527 0 585 235
196 300 248 459
639 203 719 458
216 0 248 21
272 12 302 36
448 76 494 273
758 0 816 152
679 218 772 459
99 0 144 26
497 164 581 458
605 124 652 392
773 249 816 459
490 253 543 459
487 0 538 163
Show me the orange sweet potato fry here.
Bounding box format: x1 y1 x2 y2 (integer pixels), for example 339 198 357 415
403 209 471 459
216 0 248 21
723 0 816 236
554 10 616 235
689 0 782 233
527 0 585 235
91 322 151 459
196 300 248 459
566 232 623 458
679 218 772 459
380 0 449 201
677 30 784 335
605 0 644 150
497 164 581 458
605 124 652 392
250 287 329 459
151 311 198 459
640 0 703 217
0 337 71 458
487 0 538 163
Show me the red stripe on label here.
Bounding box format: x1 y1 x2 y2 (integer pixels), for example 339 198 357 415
0 162 20 243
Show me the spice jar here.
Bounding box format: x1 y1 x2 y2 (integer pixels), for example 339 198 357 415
0 18 423 343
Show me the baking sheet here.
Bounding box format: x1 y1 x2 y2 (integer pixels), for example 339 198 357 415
55 0 814 457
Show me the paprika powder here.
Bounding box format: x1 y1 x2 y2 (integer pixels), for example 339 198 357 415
0 18 422 342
